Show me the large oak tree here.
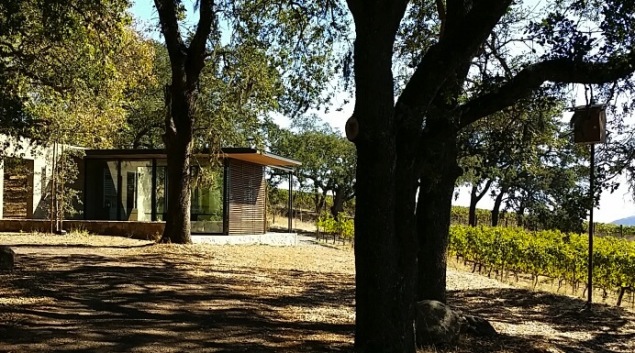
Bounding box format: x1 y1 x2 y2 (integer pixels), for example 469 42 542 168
153 0 217 243
344 0 635 351
154 0 344 243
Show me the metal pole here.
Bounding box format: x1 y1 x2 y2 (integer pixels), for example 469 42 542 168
588 143 595 306
288 172 293 233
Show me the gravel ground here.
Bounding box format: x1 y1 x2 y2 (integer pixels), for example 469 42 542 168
0 232 633 353
191 233 317 246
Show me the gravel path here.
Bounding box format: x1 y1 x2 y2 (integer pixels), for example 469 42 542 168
191 232 311 246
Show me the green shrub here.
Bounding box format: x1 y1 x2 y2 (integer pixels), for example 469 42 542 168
317 213 354 241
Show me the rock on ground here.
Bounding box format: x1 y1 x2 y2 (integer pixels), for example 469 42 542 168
460 314 498 337
415 300 462 346
415 300 498 347
0 245 15 270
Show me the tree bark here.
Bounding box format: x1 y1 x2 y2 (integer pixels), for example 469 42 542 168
330 185 354 220
348 2 416 351
468 185 478 227
154 0 215 244
159 87 193 244
330 186 345 220
468 180 493 227
161 135 192 243
356 137 416 352
416 123 461 303
491 187 507 226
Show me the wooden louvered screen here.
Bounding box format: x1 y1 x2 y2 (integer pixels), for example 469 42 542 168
226 160 266 234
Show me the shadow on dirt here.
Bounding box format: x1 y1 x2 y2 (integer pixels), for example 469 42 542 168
0 248 354 352
1 243 155 249
447 287 635 353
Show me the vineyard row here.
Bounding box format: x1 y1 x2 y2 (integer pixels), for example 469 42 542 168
449 225 635 305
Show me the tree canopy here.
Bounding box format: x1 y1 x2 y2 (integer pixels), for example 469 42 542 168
0 0 153 147
267 120 356 218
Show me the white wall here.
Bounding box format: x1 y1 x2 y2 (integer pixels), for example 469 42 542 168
0 134 82 219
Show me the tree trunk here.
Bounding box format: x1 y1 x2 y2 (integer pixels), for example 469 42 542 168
320 190 328 213
313 187 327 214
330 185 351 220
468 185 478 226
356 141 416 352
491 187 507 226
313 187 321 213
350 10 416 352
159 87 193 244
154 0 215 244
468 180 492 227
516 205 525 227
416 124 461 303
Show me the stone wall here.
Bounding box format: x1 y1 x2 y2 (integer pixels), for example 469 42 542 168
0 219 164 240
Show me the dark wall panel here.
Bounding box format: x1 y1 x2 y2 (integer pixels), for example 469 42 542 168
226 160 265 234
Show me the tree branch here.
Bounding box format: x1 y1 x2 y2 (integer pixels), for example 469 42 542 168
397 0 513 114
475 179 493 202
435 0 446 38
154 0 187 83
186 0 216 89
485 33 512 78
459 52 635 128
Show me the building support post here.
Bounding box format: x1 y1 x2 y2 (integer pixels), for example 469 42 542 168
288 171 293 233
151 159 157 221
116 160 122 221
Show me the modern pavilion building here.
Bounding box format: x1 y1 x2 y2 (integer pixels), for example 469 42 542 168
0 135 300 236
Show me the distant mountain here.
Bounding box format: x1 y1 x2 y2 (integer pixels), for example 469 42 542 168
611 216 635 226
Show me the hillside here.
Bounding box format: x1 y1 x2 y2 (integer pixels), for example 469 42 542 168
612 216 635 226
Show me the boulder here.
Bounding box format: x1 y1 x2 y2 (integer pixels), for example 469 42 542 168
0 246 15 271
415 300 462 346
460 314 498 337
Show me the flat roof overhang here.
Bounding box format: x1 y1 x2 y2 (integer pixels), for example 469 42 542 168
83 147 301 168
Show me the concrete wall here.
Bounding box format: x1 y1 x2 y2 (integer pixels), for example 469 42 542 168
0 219 163 241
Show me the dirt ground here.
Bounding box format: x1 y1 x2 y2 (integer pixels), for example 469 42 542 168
0 233 634 353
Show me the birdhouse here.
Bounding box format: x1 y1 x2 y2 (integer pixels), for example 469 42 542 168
570 105 606 144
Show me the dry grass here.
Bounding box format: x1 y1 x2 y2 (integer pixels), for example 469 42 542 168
1 233 634 353
269 215 318 232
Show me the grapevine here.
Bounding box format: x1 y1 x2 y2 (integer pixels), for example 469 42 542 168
448 225 635 304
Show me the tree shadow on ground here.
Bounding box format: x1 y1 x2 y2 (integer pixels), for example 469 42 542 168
446 287 635 353
0 249 354 352
1 243 155 249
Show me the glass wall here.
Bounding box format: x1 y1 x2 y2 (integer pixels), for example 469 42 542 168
84 157 225 234
120 161 153 221
85 159 120 220
190 165 224 234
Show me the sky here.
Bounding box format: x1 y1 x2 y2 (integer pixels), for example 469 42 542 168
128 1 635 223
